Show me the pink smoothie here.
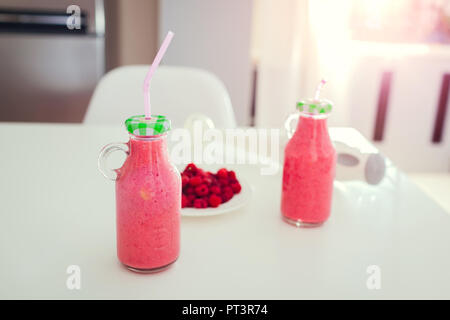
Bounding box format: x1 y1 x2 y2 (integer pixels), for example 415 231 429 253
281 115 336 225
115 136 180 270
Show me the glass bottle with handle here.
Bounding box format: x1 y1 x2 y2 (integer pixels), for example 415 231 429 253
98 115 181 272
282 99 336 227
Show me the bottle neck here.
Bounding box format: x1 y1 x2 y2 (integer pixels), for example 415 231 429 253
128 134 169 164
293 113 331 143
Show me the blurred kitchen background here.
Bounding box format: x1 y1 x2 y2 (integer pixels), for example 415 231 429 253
0 0 449 209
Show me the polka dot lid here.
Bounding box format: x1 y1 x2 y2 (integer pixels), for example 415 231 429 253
296 98 333 115
125 115 171 136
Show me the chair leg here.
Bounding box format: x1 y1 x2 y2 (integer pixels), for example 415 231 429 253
373 71 393 142
432 73 450 144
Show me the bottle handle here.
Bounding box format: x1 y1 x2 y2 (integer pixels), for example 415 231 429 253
98 142 129 181
284 113 299 139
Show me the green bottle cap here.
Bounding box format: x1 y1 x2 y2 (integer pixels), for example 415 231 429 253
296 98 333 115
125 115 171 136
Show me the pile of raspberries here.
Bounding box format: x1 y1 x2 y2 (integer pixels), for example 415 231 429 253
181 163 242 208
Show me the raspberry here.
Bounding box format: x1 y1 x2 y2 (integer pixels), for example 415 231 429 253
181 175 189 188
231 182 242 194
210 178 219 186
219 178 229 186
187 194 196 203
193 198 202 208
222 186 232 193
228 170 236 180
221 187 234 202
189 176 203 187
203 175 213 186
195 184 209 197
185 187 194 195
217 168 228 180
196 168 206 177
208 194 222 208
210 186 221 195
181 195 190 208
193 198 207 209
184 163 197 174
222 191 233 203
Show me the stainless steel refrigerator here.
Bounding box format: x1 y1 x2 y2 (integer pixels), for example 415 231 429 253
0 0 104 122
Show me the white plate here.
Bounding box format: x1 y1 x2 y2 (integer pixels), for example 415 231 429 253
181 177 252 217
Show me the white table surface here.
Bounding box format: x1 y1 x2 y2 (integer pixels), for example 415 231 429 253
1 123 450 299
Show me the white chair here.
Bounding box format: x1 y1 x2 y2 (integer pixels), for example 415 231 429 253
347 49 450 172
84 65 237 128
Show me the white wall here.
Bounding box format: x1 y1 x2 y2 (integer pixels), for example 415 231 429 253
158 0 253 126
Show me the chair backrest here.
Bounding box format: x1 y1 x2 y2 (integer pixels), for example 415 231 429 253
347 52 450 172
84 65 237 128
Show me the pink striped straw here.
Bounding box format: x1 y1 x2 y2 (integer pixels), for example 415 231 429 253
143 31 174 119
314 79 327 101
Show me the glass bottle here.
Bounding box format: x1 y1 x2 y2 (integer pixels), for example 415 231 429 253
282 99 336 227
99 115 181 272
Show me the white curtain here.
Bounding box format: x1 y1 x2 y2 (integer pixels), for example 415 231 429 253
253 0 352 128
